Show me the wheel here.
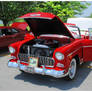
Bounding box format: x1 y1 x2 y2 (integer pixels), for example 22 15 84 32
65 58 77 80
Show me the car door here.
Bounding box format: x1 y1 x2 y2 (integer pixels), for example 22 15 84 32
0 29 11 48
10 28 25 43
82 28 92 62
82 39 92 62
0 29 5 48
0 28 21 48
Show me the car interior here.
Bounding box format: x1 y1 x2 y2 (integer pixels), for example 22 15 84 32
0 29 18 37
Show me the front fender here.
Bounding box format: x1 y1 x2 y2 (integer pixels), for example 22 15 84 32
8 36 35 58
53 39 83 72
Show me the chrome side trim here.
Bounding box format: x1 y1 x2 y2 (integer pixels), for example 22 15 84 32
67 45 92 57
67 46 82 57
83 46 92 48
20 17 52 20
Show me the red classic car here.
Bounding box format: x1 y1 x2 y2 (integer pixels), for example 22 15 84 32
8 12 92 80
0 26 32 49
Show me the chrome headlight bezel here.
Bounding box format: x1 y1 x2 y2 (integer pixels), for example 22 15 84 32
9 46 15 54
55 52 64 60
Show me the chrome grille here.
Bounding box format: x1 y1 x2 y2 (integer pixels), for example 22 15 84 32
18 53 28 62
18 53 55 66
38 56 55 66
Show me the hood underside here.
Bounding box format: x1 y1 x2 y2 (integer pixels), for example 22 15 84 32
20 12 74 39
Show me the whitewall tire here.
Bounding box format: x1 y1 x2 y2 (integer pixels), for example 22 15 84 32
65 58 77 80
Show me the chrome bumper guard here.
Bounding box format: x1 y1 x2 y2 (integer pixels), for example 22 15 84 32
8 61 68 78
8 61 18 68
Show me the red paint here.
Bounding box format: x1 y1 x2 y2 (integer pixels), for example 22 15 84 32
0 26 33 49
8 12 92 75
11 22 28 31
64 23 76 26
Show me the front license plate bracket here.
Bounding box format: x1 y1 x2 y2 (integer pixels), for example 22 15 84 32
26 66 34 73
28 57 38 67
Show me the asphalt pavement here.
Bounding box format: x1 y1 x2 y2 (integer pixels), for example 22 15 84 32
0 50 92 91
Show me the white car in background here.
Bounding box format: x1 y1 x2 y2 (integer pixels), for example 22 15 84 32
67 18 92 31
67 18 92 36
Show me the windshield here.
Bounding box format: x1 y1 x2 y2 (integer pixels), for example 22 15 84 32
66 25 80 38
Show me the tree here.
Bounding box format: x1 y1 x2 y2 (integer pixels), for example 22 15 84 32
34 1 90 22
0 1 37 25
88 13 92 18
0 1 90 25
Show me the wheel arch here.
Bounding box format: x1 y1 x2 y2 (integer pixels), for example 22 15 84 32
73 55 80 65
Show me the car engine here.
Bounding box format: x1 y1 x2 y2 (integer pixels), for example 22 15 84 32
18 35 71 66
20 38 61 57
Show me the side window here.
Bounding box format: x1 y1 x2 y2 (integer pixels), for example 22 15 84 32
2 29 9 36
1 29 18 36
11 29 19 34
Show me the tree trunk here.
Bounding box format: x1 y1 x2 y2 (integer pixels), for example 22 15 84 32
2 19 8 26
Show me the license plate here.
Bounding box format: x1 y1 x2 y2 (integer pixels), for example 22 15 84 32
28 57 38 67
26 67 34 73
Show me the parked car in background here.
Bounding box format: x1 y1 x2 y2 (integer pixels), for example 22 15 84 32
67 18 92 31
0 26 33 49
8 12 92 80
8 18 30 31
11 22 28 31
67 18 92 37
65 23 87 38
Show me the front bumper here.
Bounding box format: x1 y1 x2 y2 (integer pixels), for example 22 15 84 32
8 61 68 78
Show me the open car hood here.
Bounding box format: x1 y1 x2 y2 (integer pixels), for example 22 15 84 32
19 12 74 39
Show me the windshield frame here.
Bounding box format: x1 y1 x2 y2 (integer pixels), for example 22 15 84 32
66 25 81 39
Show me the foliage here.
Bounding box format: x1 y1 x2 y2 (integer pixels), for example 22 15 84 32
88 13 92 18
0 1 36 25
0 1 90 25
35 1 90 22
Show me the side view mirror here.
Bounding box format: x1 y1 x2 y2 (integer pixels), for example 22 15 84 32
88 28 92 40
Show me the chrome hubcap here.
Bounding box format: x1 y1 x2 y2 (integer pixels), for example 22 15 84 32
69 59 76 79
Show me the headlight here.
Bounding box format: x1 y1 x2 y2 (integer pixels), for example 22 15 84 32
55 52 64 60
9 47 15 54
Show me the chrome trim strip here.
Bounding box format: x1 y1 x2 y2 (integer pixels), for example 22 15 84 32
67 46 82 57
19 64 68 78
20 61 29 64
20 17 52 20
67 45 92 57
8 61 18 68
83 46 92 48
8 61 68 78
